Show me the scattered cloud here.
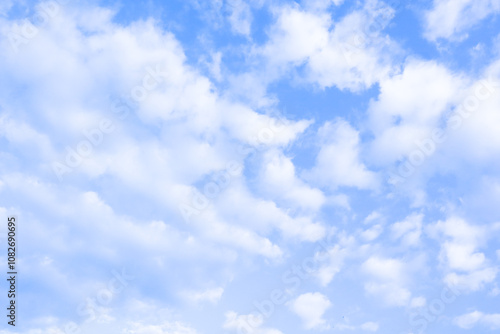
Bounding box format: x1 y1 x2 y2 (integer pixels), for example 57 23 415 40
289 292 332 330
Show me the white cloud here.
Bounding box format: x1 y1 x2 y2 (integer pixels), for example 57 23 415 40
362 256 405 283
301 0 345 11
360 321 379 331
0 300 200 334
289 292 331 330
227 0 253 36
194 208 284 259
0 115 57 162
424 0 500 41
203 51 223 81
304 119 378 190
122 321 199 334
390 213 423 247
262 4 330 66
410 296 426 308
182 287 224 305
314 244 348 286
454 311 500 330
368 59 463 166
440 64 500 164
0 2 323 268
444 268 498 292
443 243 485 271
428 217 498 292
364 211 382 224
361 256 411 306
368 64 500 183
2 2 500 334
235 0 400 103
206 180 326 243
258 150 326 212
305 0 399 91
331 320 379 332
364 283 411 307
223 312 283 334
360 224 383 242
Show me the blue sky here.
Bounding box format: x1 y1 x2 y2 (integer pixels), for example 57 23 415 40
1 0 500 333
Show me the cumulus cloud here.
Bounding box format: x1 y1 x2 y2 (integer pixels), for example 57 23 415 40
304 119 379 190
424 0 500 41
223 312 283 334
428 217 498 292
361 256 411 306
258 0 400 91
454 310 500 330
289 292 331 330
304 0 399 90
258 150 326 212
314 244 349 286
1 1 500 334
368 59 463 166
122 321 199 334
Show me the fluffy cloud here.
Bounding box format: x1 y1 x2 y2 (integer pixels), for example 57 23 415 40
289 292 331 330
428 217 498 292
181 287 224 305
258 150 326 212
330 320 379 332
2 1 500 333
441 62 500 164
361 256 411 306
0 0 317 257
314 244 349 286
424 0 500 41
368 59 463 166
122 321 199 334
223 312 283 334
227 0 401 107
360 224 384 242
304 0 399 90
304 119 379 190
259 0 400 91
360 321 379 331
390 213 423 247
454 311 500 330
227 0 253 36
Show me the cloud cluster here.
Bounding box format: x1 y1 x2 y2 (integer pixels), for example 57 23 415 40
1 0 500 333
